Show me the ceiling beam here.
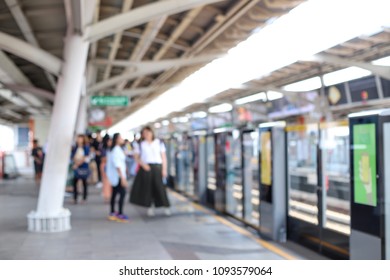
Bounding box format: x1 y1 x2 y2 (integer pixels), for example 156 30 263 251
115 16 167 90
88 54 221 93
4 0 57 90
0 31 62 76
84 0 225 42
3 84 55 102
101 0 134 81
104 83 177 98
312 53 390 80
129 6 204 90
0 51 45 107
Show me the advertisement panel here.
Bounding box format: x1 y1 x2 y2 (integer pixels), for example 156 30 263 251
261 131 272 186
353 123 377 207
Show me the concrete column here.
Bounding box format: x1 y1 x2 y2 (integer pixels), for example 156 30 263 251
28 34 90 232
75 82 88 135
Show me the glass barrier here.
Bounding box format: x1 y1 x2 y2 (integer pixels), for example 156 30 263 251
207 136 216 191
287 124 319 225
243 131 260 227
320 123 350 235
226 130 243 218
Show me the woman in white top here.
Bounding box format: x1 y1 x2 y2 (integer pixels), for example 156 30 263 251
130 126 171 216
106 133 129 222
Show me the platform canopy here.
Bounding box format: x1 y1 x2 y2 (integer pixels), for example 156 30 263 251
0 0 389 127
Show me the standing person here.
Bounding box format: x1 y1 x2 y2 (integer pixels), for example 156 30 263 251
106 133 129 222
123 139 135 179
100 135 112 203
31 139 44 185
71 134 90 204
130 126 171 216
92 131 103 188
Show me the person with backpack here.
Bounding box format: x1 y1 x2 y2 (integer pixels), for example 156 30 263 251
130 126 171 216
71 135 90 204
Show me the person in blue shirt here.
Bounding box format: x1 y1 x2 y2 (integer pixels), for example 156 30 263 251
106 133 129 222
71 135 90 204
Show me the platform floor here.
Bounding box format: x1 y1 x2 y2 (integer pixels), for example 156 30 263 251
0 176 306 260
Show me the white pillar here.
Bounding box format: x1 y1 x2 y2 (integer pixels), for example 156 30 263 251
28 34 90 232
75 82 88 135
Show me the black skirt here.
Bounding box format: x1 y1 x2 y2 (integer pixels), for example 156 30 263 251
130 164 170 207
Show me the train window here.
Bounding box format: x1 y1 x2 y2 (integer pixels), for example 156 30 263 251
321 124 351 235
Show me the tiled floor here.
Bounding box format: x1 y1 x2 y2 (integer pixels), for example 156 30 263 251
0 176 304 260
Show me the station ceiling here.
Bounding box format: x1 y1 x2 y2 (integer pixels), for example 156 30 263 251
0 0 389 126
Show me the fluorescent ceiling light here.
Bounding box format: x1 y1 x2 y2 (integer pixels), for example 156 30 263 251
171 117 179 123
178 116 189 123
192 111 207 118
235 92 266 105
110 0 390 132
372 56 390 66
283 77 322 92
209 103 233 114
348 109 385 118
267 91 284 101
259 121 286 128
323 67 371 86
154 122 161 128
162 120 170 126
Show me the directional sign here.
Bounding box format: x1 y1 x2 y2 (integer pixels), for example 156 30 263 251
91 96 128 107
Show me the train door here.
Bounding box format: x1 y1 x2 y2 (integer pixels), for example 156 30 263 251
320 121 350 258
286 122 350 259
214 132 228 213
206 134 216 208
242 130 260 227
195 135 207 204
225 130 244 219
182 135 194 196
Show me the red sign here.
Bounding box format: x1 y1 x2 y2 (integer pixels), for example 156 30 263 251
88 117 113 128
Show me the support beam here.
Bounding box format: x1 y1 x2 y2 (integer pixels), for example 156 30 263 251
312 53 390 80
105 83 178 98
88 54 221 93
3 84 55 102
28 0 96 233
84 0 224 42
0 31 62 75
0 50 44 106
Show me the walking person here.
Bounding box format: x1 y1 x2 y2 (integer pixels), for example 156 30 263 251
106 133 129 222
71 134 90 204
100 135 112 203
31 139 44 185
130 126 171 216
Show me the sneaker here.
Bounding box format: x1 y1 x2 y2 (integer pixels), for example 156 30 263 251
147 207 155 217
116 214 129 223
95 182 103 189
164 208 172 216
108 212 118 221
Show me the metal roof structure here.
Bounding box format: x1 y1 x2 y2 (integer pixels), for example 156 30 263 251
0 0 389 126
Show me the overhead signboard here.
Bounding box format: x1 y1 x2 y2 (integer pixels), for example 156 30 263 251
91 96 128 107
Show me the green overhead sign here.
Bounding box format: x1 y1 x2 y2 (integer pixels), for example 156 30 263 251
91 96 128 107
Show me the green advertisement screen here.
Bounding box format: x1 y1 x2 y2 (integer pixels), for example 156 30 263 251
353 123 377 207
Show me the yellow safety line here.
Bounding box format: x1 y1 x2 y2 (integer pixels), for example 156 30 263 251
169 190 297 260
304 235 349 256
